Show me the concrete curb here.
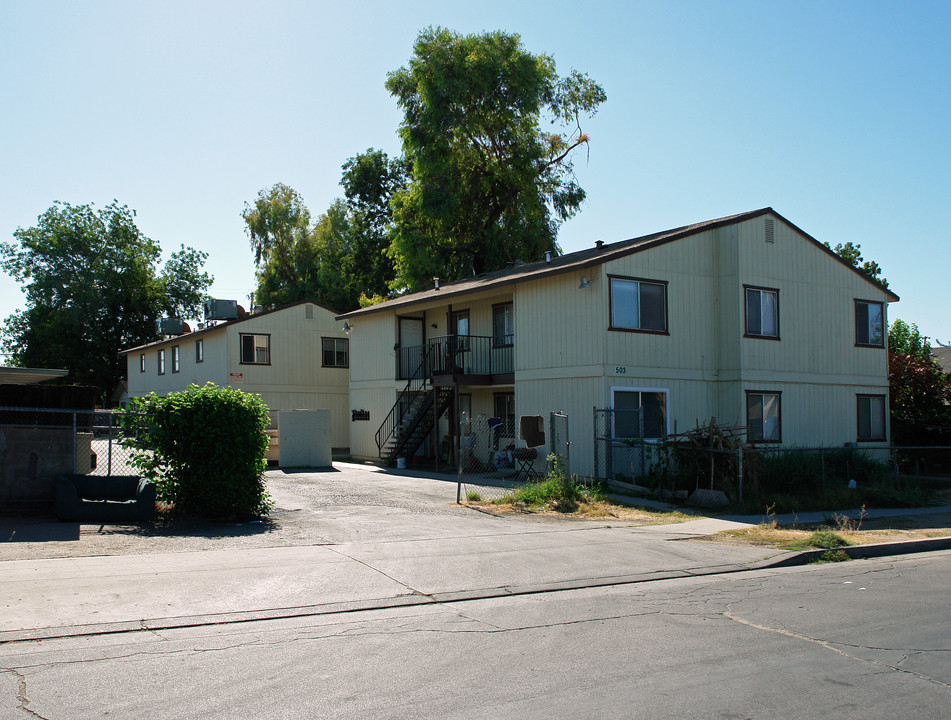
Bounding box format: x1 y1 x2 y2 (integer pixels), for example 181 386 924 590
5 537 948 646
765 536 951 568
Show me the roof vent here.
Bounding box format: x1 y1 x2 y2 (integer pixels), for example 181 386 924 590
595 240 604 248
545 250 552 264
433 277 440 291
765 217 775 243
514 259 524 267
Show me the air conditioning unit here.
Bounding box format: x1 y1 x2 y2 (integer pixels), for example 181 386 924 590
204 299 238 322
157 318 185 335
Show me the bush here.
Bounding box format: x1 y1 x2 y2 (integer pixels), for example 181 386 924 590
501 454 601 512
123 383 273 518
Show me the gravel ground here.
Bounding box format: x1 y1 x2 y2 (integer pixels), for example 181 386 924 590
0 463 562 561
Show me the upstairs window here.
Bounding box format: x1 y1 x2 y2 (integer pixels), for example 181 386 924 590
609 276 668 333
322 337 349 368
196 339 204 363
745 286 780 339
855 300 884 347
157 349 165 375
240 334 270 365
139 354 146 373
747 391 781 443
171 346 180 373
493 303 514 347
857 394 886 441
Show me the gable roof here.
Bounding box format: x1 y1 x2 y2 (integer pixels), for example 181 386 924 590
120 298 340 355
933 346 951 375
338 208 898 320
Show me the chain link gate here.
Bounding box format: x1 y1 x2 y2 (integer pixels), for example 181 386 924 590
593 407 646 484
456 411 570 503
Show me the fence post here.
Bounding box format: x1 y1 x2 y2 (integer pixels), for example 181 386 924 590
737 445 743 504
72 411 78 473
592 406 601 480
820 447 825 493
107 411 114 476
563 411 570 478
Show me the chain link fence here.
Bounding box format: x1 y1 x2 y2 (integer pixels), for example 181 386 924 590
595 439 951 504
593 407 646 484
0 407 147 503
456 411 571 503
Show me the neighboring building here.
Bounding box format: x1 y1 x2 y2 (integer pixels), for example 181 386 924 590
932 346 951 376
122 300 351 451
337 208 897 477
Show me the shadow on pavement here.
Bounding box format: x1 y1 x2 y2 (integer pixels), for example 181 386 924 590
0 513 279 543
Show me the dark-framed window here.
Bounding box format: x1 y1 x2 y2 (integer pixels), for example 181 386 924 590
857 394 886 441
139 354 146 373
196 338 204 363
855 300 885 348
171 345 180 373
609 276 668 333
240 333 270 365
613 388 668 440
322 337 349 368
493 302 514 347
745 286 780 339
746 391 781 443
157 348 165 375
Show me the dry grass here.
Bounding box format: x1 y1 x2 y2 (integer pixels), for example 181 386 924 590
467 499 696 525
701 518 951 549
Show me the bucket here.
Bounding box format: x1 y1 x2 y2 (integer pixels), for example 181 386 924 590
396 457 406 469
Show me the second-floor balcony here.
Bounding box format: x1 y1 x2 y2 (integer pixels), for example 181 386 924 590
397 334 514 385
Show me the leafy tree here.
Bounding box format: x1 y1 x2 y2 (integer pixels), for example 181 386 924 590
243 183 384 312
341 149 407 303
823 240 888 288
243 183 319 307
887 318 951 440
385 27 606 290
0 201 211 400
888 318 932 360
888 351 951 424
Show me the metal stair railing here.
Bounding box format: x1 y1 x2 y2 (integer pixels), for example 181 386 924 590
375 342 438 456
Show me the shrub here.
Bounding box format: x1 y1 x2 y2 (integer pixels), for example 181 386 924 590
502 454 600 512
123 383 273 518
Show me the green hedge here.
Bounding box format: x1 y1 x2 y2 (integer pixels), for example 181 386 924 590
124 383 273 518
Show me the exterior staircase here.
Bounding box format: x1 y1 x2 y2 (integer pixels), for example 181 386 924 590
378 387 454 466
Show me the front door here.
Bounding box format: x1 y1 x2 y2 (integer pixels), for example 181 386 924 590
399 317 424 379
448 310 470 372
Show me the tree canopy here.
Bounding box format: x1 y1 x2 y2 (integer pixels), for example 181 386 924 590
0 201 212 400
244 28 606 308
824 240 888 288
385 27 606 291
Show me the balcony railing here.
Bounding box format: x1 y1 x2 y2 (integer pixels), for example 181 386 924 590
397 334 513 381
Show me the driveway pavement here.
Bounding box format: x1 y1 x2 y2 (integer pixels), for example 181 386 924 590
1 463 947 644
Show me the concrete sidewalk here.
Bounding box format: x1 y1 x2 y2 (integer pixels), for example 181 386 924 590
1 465 949 644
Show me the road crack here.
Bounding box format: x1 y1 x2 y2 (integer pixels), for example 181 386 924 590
721 611 951 689
3 668 50 720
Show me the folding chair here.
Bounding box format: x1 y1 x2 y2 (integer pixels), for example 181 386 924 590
515 415 546 482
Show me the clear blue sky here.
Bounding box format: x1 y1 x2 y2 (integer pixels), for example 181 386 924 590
2 0 949 344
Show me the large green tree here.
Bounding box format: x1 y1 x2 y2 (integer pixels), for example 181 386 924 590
385 27 606 290
1 201 212 400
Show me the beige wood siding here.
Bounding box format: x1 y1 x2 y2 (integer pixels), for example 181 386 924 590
125 303 352 450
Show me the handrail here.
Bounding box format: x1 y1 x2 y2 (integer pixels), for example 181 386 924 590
375 342 438 455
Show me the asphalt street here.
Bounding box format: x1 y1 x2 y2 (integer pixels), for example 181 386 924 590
1 464 950 718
